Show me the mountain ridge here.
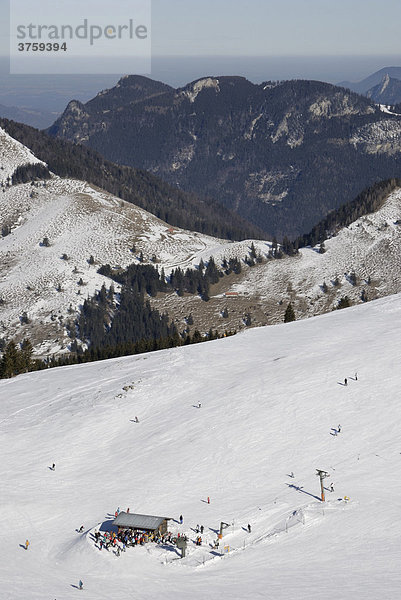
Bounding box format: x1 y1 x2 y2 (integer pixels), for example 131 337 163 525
3 125 401 357
366 74 401 105
48 75 401 239
338 66 401 94
1 117 261 242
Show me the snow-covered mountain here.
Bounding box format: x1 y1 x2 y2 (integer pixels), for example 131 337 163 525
150 186 401 336
2 126 401 356
0 126 245 355
0 127 46 186
1 289 401 599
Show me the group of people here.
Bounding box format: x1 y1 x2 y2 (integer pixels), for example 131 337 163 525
94 527 178 554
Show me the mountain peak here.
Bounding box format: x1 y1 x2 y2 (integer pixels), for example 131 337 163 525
181 77 221 102
366 74 401 104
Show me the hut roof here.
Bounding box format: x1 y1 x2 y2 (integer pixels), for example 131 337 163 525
112 512 170 530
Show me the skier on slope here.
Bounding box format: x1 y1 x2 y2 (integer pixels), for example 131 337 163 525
344 378 347 386
248 524 251 533
338 424 341 433
79 580 83 590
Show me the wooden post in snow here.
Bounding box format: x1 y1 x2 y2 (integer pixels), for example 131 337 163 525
316 469 329 502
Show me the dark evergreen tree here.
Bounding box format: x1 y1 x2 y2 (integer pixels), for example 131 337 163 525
0 340 19 378
349 271 358 286
20 339 33 372
284 302 296 323
337 296 352 309
244 313 252 326
20 311 30 324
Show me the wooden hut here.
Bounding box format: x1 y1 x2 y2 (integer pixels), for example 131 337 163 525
112 512 170 536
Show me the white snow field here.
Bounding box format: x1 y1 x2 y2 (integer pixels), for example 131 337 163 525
0 127 45 187
1 292 401 599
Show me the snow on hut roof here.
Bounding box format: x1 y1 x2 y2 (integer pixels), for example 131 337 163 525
113 512 170 530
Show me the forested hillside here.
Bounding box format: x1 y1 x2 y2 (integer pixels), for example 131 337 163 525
48 75 401 238
0 118 262 241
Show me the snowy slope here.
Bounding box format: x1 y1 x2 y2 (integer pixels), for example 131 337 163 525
0 127 45 186
0 126 257 353
1 293 401 599
214 189 401 313
152 188 401 334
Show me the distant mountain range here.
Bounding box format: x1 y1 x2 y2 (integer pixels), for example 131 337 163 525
339 66 401 105
366 74 401 106
0 103 57 129
48 74 401 239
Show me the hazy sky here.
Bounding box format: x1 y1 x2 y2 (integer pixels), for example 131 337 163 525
1 0 401 58
151 0 401 56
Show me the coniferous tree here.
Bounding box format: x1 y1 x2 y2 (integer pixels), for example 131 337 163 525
284 302 296 323
20 338 33 372
0 340 19 378
337 296 351 309
20 311 30 324
349 271 358 286
191 330 202 344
